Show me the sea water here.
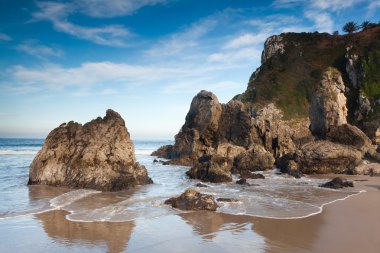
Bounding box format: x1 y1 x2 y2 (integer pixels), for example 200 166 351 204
0 138 361 221
0 138 364 252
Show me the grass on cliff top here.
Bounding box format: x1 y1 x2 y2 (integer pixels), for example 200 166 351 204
239 27 380 121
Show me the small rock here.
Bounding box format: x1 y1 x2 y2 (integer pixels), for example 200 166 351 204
239 171 265 179
164 189 219 211
236 178 248 185
195 183 208 188
216 198 238 202
319 177 354 189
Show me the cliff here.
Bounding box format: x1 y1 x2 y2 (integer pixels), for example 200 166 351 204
237 26 380 144
153 26 380 178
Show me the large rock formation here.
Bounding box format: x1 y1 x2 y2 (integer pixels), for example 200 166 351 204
164 189 219 211
309 68 348 138
28 109 152 191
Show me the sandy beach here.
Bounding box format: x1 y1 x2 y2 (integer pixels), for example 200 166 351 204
1 174 377 253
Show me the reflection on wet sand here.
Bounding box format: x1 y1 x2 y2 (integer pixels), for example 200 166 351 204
179 212 252 240
35 210 135 253
179 211 322 253
252 215 322 253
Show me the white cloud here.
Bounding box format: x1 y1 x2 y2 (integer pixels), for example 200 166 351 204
0 33 12 41
208 47 262 64
33 2 131 47
75 0 169 18
305 11 334 33
15 40 63 59
146 17 218 57
311 0 364 12
223 33 268 49
368 0 380 15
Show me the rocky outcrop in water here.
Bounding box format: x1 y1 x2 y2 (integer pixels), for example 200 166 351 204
319 177 354 189
28 109 152 191
164 189 219 211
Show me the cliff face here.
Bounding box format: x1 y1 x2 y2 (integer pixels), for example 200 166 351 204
154 27 380 177
237 27 380 144
29 109 152 191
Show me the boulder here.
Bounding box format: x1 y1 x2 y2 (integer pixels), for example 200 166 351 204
164 189 219 211
28 109 152 191
299 141 362 174
309 68 348 138
319 177 354 189
186 155 232 183
233 146 275 172
326 124 373 153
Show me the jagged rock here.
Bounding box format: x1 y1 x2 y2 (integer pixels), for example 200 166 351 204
326 124 374 154
299 141 362 174
356 94 372 121
310 68 348 138
164 189 218 211
239 170 265 179
233 146 274 172
217 100 254 148
345 47 362 89
276 153 302 178
151 145 173 158
186 155 232 183
28 109 152 191
319 177 354 189
261 35 285 64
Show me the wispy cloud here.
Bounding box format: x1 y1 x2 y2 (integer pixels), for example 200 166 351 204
75 0 169 18
367 0 380 16
145 17 218 57
15 40 63 59
0 33 12 41
310 0 364 12
304 11 334 32
32 1 131 47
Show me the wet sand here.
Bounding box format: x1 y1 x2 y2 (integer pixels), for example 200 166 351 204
1 175 379 253
254 175 380 253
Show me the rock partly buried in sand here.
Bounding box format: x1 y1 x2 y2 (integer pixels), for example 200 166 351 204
216 198 239 202
186 155 232 183
28 109 152 191
299 141 362 174
319 177 354 189
164 189 219 211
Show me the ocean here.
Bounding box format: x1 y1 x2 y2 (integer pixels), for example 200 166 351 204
0 138 363 252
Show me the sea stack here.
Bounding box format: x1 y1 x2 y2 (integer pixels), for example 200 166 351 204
28 109 152 191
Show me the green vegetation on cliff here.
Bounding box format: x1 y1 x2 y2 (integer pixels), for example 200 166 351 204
238 26 380 123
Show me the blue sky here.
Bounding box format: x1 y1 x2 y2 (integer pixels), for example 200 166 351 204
1 0 379 139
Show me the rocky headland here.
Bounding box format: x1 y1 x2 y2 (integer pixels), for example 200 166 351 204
28 109 152 191
153 27 380 180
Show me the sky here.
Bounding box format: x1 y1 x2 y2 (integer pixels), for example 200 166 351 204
1 0 379 139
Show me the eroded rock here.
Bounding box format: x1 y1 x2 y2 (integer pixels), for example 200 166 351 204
309 68 348 138
28 109 152 191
